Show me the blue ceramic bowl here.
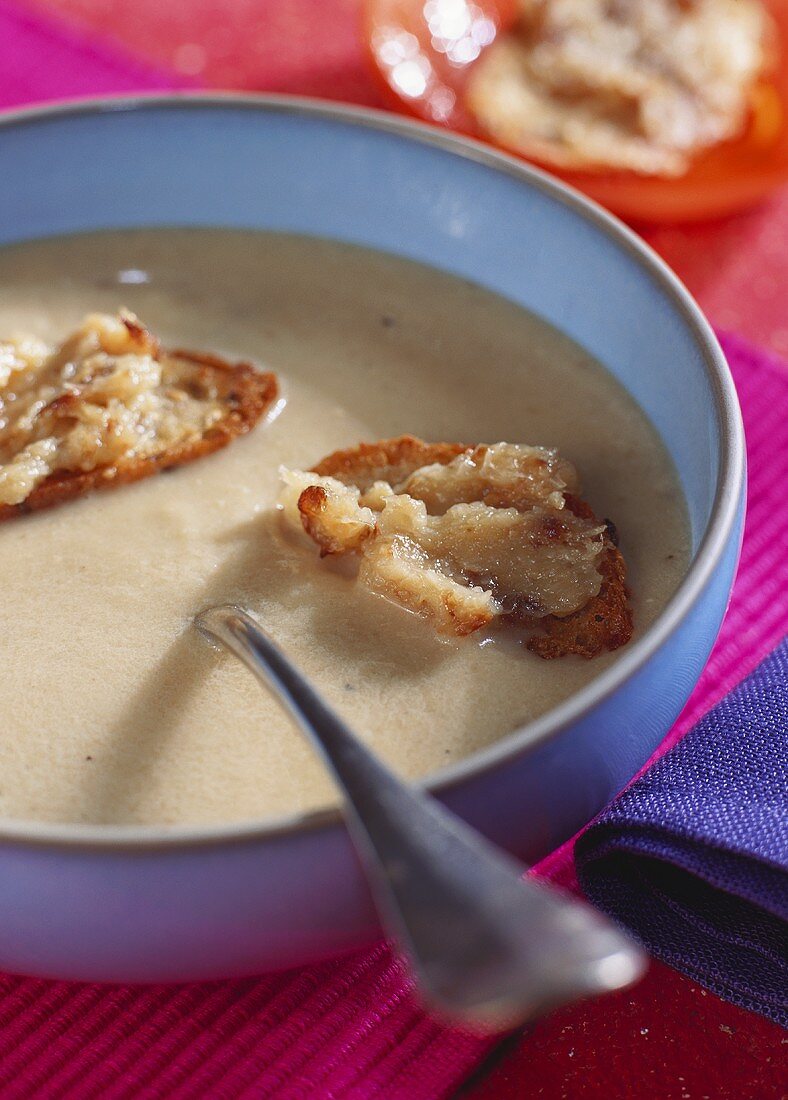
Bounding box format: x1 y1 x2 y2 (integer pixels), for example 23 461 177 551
0 96 744 982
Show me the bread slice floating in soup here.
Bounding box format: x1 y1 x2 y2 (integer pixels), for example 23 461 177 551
0 311 278 518
280 436 632 659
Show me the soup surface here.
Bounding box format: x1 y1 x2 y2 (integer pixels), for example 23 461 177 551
0 230 690 828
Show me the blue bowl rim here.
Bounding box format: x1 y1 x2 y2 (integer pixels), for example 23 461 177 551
0 92 745 850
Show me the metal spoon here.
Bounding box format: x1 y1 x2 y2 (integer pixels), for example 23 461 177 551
195 604 646 1030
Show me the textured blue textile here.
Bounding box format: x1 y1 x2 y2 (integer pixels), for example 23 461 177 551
576 639 788 1026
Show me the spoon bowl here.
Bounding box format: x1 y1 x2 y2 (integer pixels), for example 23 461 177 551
195 604 647 1029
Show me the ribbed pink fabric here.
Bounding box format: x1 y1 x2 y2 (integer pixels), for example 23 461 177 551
0 0 183 108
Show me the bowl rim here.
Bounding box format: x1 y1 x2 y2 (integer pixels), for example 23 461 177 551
0 91 745 851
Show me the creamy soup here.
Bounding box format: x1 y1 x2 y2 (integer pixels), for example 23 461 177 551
0 230 690 828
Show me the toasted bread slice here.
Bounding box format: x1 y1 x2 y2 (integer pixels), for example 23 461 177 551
285 435 632 659
0 313 278 520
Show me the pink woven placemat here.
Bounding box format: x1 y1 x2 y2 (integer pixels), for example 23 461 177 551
0 336 783 1100
0 3 786 1094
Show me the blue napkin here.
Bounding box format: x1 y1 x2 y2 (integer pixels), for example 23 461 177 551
576 639 788 1026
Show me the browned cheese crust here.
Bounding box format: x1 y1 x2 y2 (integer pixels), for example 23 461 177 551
296 483 374 556
307 436 632 659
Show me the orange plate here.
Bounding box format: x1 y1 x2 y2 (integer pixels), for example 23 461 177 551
363 0 788 224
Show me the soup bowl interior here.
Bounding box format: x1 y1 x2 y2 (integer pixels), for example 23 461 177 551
0 96 743 981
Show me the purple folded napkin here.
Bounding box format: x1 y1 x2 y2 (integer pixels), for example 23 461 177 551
576 639 788 1026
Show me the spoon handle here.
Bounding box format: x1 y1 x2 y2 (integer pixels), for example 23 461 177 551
196 604 645 1029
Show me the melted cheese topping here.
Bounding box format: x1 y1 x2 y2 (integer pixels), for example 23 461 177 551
281 443 608 636
0 312 226 505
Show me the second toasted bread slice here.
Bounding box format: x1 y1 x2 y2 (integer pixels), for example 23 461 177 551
282 435 633 660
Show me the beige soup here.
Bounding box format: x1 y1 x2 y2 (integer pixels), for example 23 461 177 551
0 230 690 828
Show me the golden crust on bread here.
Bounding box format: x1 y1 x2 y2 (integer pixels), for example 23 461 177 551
281 435 633 659
312 435 468 491
0 312 277 519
